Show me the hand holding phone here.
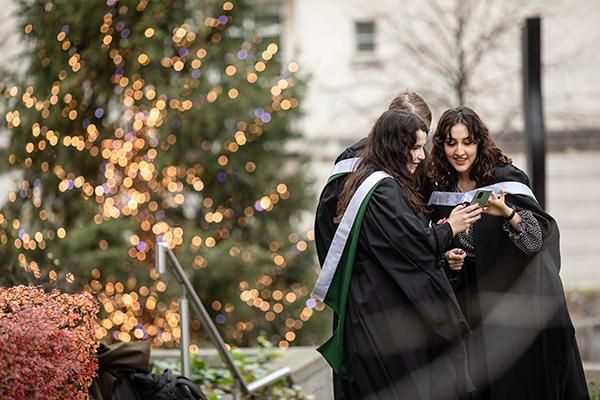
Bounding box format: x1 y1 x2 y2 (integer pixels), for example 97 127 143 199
470 190 492 208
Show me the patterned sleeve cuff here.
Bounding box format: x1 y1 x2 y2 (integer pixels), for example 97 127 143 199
502 209 543 255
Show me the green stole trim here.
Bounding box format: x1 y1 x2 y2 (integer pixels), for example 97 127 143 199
327 172 349 184
317 182 381 377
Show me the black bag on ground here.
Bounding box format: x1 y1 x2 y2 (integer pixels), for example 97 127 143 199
90 340 207 400
113 369 207 400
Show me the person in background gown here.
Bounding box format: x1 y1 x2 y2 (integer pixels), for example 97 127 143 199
315 91 433 273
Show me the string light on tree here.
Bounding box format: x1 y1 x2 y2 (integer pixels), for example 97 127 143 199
0 0 325 349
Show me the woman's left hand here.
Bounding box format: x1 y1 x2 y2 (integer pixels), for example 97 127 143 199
446 248 466 270
482 189 514 218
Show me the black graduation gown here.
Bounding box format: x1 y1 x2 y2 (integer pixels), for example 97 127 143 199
429 164 589 400
322 177 474 400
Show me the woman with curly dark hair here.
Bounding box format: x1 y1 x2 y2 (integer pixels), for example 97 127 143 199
426 106 588 400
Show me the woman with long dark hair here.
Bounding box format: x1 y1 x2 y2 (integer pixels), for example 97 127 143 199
315 90 434 271
313 108 482 399
427 106 589 400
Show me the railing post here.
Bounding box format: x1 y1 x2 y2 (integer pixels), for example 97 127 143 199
234 380 243 400
163 247 248 392
155 241 291 395
180 286 192 378
157 241 168 274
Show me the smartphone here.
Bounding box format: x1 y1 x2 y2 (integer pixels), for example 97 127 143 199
470 190 492 207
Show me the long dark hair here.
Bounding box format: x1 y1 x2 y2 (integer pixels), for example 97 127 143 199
336 109 429 221
388 91 432 191
427 106 511 190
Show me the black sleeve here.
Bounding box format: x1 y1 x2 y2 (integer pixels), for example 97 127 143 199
314 177 346 266
362 179 454 271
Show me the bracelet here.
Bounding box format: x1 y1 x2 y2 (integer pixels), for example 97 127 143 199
502 208 517 221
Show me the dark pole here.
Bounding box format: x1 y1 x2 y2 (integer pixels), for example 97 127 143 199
522 17 546 208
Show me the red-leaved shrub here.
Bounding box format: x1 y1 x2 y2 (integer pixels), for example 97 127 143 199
0 285 99 400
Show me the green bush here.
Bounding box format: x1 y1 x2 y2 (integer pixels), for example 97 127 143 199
153 337 313 399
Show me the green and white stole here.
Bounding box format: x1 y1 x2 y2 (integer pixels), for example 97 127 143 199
326 157 360 183
312 169 390 376
428 181 537 206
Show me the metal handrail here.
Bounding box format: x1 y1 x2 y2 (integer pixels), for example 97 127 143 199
155 241 291 398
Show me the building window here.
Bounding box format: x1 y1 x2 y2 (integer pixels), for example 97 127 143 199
244 0 282 41
355 21 376 53
255 2 282 29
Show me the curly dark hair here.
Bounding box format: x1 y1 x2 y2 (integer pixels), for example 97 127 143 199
336 109 429 221
427 106 511 190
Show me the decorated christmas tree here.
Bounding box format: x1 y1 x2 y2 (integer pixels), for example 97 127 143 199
0 0 325 348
